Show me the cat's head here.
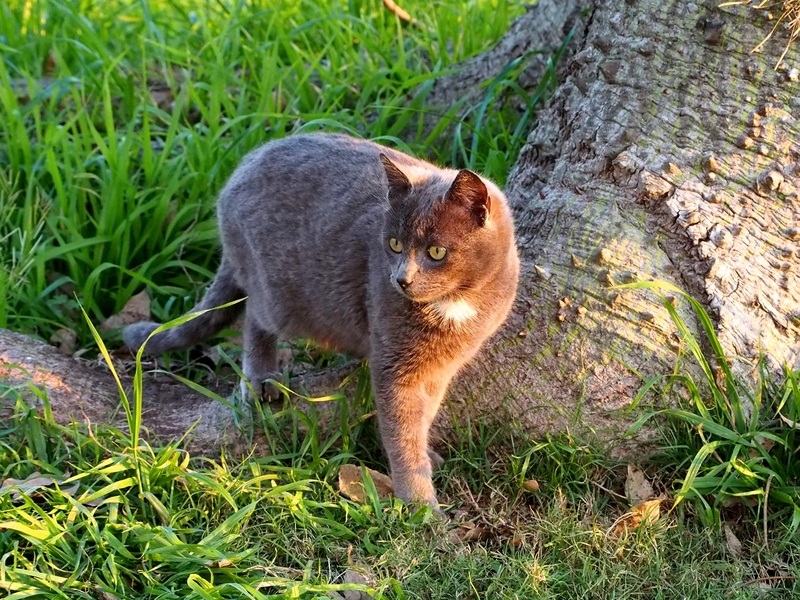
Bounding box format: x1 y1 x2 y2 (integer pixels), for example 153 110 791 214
379 154 509 303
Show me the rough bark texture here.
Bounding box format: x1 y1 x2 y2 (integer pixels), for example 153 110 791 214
418 0 583 138
0 328 243 454
439 0 800 445
0 328 359 455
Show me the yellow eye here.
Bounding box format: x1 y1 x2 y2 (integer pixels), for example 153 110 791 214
388 237 403 253
428 245 447 260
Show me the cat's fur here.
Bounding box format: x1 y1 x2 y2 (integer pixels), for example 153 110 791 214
124 133 520 509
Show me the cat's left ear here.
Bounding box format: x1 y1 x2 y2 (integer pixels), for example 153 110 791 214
446 170 491 227
380 154 412 202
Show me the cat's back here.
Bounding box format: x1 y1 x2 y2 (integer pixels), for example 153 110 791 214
219 133 422 223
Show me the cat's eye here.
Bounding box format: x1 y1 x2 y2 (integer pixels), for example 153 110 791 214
388 237 403 253
428 245 447 260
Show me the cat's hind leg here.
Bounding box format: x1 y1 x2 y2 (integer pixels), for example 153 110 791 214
240 314 281 400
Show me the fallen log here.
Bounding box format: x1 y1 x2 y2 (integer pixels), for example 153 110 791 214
0 328 359 456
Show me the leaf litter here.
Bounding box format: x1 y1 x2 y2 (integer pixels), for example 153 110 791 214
610 465 664 536
337 464 393 503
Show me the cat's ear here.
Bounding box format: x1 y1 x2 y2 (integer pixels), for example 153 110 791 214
380 154 412 201
446 170 491 227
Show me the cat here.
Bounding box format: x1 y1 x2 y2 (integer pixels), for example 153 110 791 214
123 132 520 511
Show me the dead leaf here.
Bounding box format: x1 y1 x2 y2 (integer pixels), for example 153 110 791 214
50 327 77 356
207 558 233 568
611 499 662 536
625 464 655 505
44 50 57 76
522 479 540 492
0 472 78 500
149 86 174 110
723 524 742 557
338 464 393 503
342 568 373 600
750 436 776 459
447 521 490 543
93 588 122 600
101 290 151 332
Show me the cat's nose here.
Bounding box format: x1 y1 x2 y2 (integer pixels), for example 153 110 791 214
396 274 413 289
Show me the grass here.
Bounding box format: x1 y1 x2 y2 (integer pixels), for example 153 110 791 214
3 0 800 598
719 0 800 66
621 283 800 539
0 0 536 341
3 366 800 599
2 306 800 599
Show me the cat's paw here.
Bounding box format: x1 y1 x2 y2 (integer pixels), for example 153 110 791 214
403 496 447 520
427 449 445 470
391 478 443 517
239 375 282 402
122 322 162 354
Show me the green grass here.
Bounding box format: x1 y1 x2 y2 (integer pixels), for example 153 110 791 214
3 370 800 599
1 310 798 599
4 357 800 600
621 282 800 540
0 0 536 341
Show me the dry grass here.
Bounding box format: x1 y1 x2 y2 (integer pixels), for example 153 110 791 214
721 0 800 66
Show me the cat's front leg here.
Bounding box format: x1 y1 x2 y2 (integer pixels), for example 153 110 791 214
372 367 444 512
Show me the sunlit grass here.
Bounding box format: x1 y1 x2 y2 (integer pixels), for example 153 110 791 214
0 0 532 341
4 1 800 598
3 348 799 598
622 281 800 541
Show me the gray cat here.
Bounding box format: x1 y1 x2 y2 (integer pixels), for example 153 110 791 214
124 133 520 511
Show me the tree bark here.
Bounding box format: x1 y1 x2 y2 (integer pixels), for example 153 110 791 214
0 328 244 454
417 0 583 139
438 0 800 444
0 328 358 455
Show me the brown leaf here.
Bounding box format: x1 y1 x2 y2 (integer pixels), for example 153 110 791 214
101 290 151 332
93 588 122 600
612 499 662 536
750 436 775 459
0 472 79 500
338 464 393 503
149 86 174 110
447 521 490 543
624 464 655 505
44 50 57 76
723 524 742 557
342 568 373 600
207 558 233 568
50 327 78 356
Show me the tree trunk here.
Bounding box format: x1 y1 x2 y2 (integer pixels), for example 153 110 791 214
0 328 255 454
437 0 800 444
417 0 583 139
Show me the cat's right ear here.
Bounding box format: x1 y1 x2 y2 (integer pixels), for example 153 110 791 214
380 154 412 201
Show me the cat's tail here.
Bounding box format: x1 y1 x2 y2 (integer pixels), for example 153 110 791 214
123 257 245 356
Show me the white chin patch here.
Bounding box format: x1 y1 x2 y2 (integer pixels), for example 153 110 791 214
429 297 478 325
